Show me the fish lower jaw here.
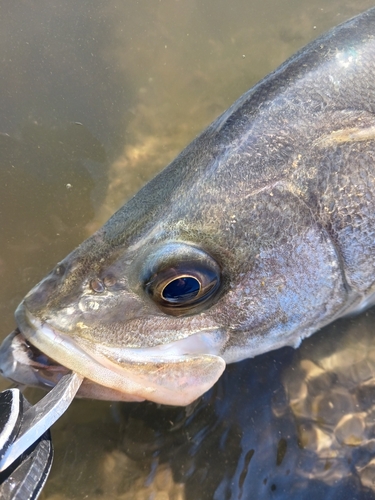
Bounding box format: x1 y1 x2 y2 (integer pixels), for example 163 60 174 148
13 303 226 406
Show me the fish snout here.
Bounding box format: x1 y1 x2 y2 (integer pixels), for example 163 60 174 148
22 264 68 317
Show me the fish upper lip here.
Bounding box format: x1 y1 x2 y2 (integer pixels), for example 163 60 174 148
15 302 226 362
14 301 227 405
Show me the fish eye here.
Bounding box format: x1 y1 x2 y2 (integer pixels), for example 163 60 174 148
143 243 221 315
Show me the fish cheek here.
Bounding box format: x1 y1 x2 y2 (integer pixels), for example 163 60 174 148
218 224 348 362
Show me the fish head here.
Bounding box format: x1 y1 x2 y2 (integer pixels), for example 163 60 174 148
4 5 370 404
3 158 233 405
10 240 227 405
1 140 348 406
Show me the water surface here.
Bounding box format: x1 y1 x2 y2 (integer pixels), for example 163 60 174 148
1 1 375 498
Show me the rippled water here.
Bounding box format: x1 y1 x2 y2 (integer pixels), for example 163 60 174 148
1 1 375 498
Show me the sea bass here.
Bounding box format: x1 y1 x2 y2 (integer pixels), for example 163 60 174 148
2 9 375 406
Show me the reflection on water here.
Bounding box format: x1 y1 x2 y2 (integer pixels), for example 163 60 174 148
1 0 375 498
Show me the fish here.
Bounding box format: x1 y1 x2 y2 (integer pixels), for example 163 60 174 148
2 8 375 406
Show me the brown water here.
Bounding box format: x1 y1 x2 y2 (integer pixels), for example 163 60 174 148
1 1 375 498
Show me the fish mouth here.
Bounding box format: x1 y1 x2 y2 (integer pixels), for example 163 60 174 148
0 302 226 406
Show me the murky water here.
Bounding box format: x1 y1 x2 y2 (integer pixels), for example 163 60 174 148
1 1 375 498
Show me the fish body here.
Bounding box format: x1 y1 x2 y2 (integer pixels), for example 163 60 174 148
2 8 375 405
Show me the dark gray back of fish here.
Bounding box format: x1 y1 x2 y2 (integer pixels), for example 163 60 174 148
20 8 375 363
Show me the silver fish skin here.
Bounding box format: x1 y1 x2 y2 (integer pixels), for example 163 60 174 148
3 8 375 405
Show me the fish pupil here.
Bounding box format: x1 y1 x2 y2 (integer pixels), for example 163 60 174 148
162 277 200 303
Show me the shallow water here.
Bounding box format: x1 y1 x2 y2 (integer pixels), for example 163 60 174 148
1 1 375 498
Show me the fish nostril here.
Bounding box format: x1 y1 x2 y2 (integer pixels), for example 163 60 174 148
103 275 117 287
90 278 105 293
55 264 66 277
